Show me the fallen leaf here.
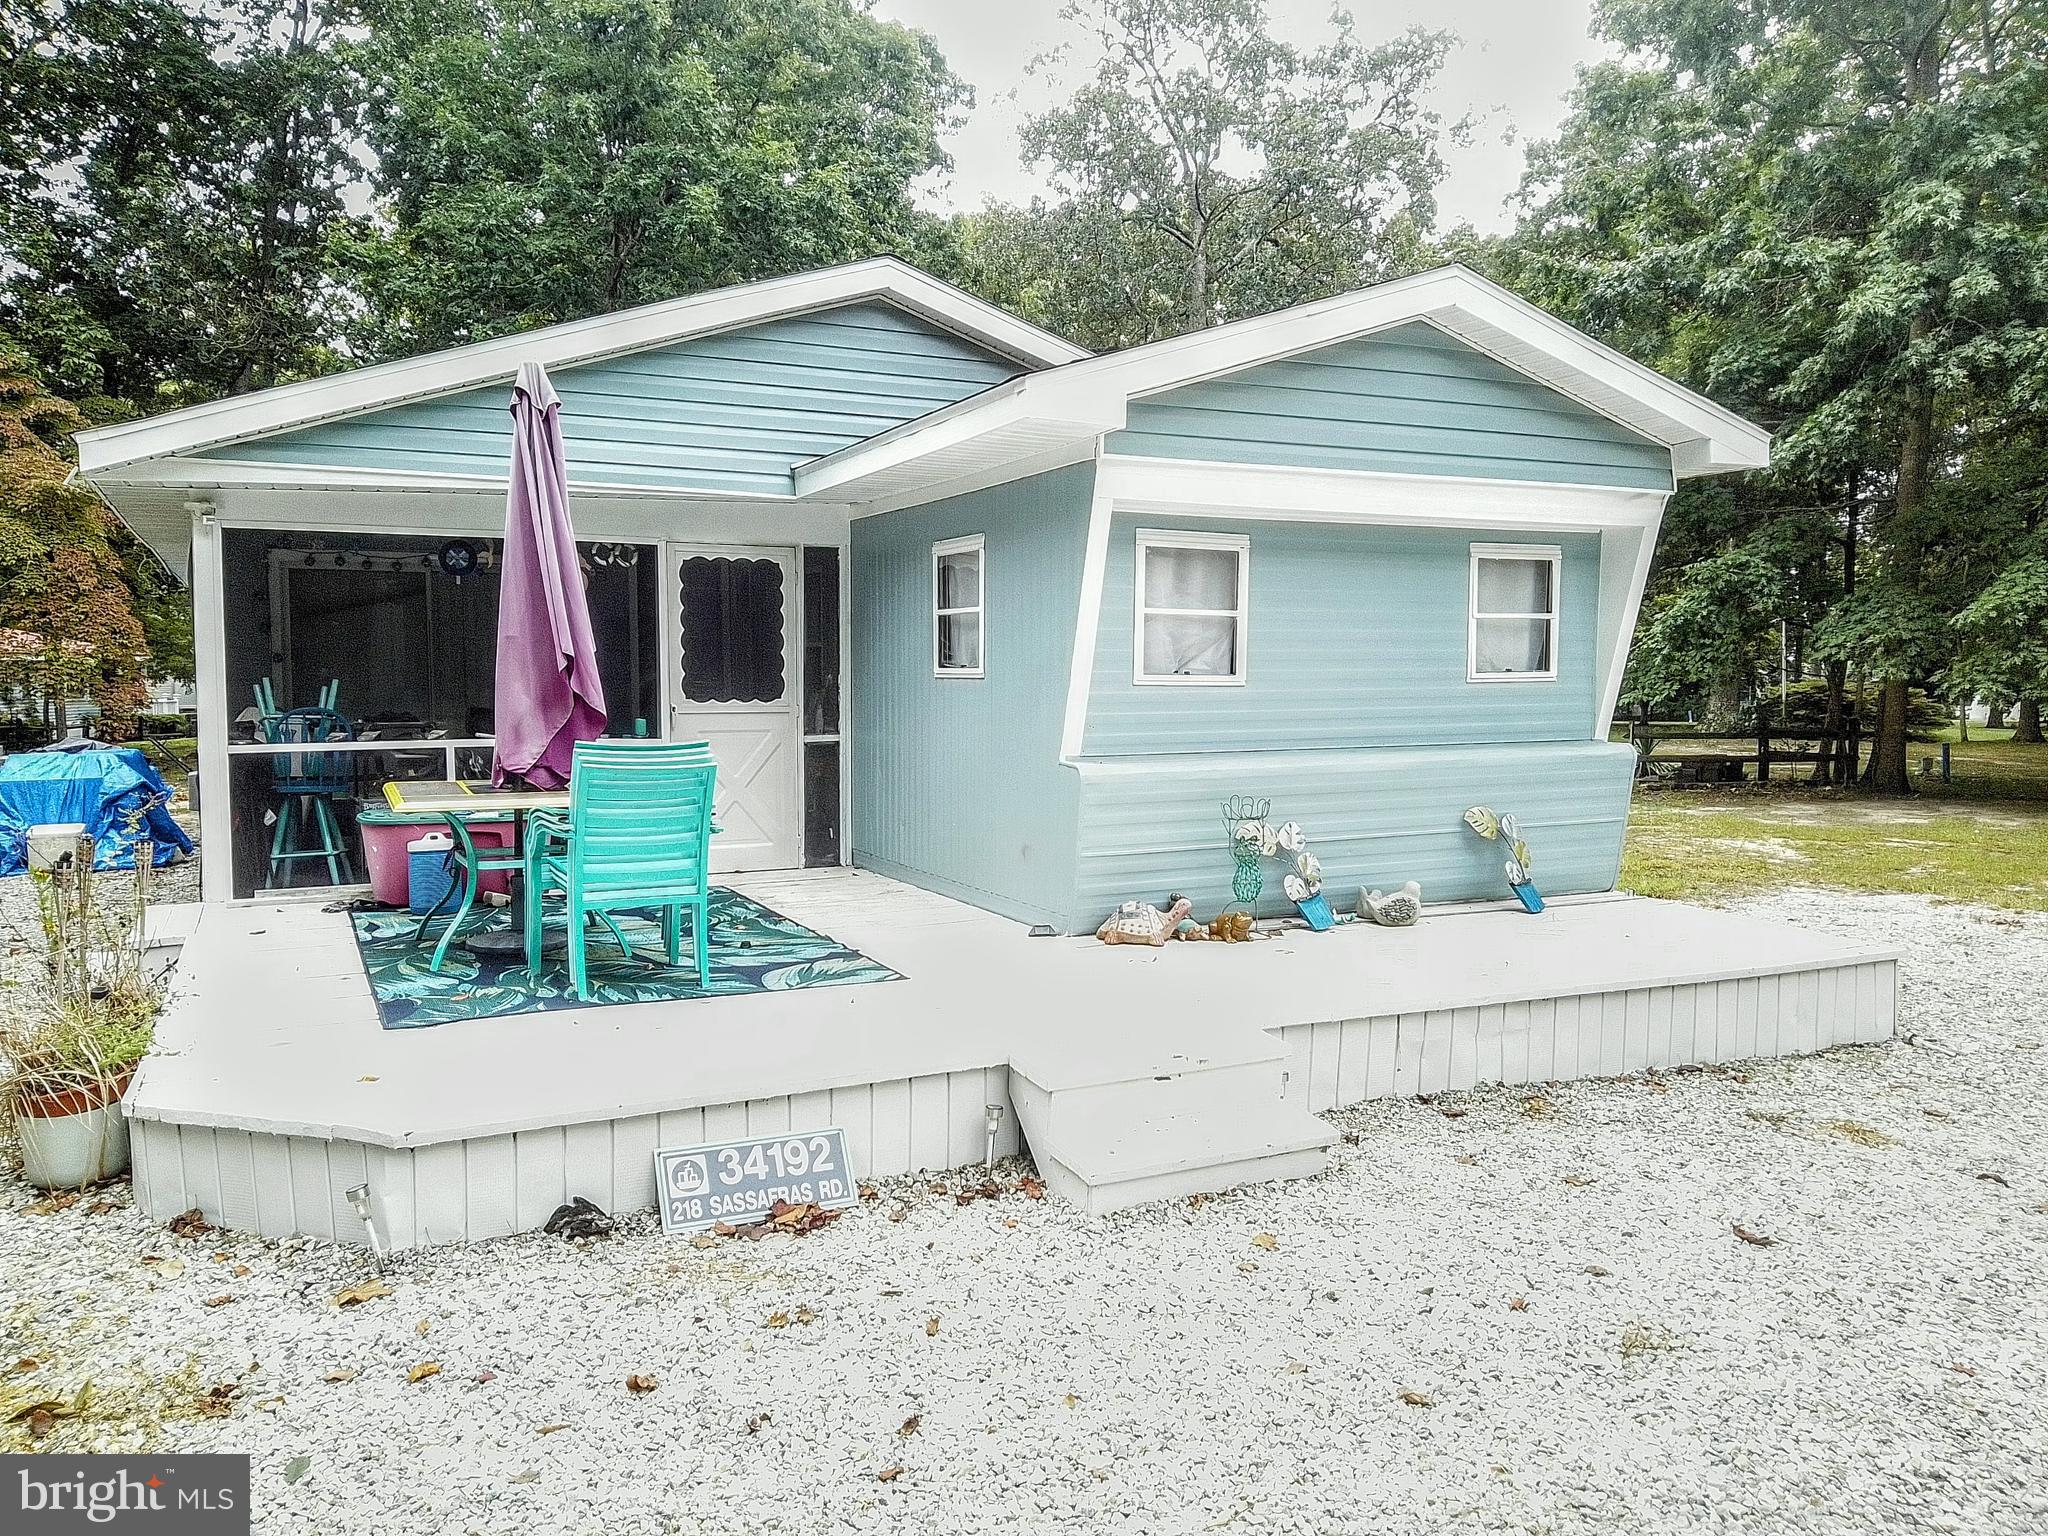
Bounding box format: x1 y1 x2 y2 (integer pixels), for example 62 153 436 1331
1020 1176 1045 1200
1438 1106 1468 1120
745 1412 771 1435
406 1362 440 1384
26 1191 79 1215
1949 1363 1977 1377
1237 1260 1260 1274
1561 1174 1596 1188
712 1222 737 1236
254 1396 284 1412
13 1358 40 1373
1507 1297 1529 1312
1976 1172 2011 1188
1284 1361 1309 1375
1398 1389 1435 1408
283 1454 311 1485
472 1370 496 1384
1583 1265 1613 1278
1251 1232 1278 1251
888 1206 908 1223
536 1424 570 1435
924 1317 940 1337
140 1255 186 1278
334 1279 394 1308
1521 1096 1555 1118
168 1208 216 1239
415 1318 432 1337
26 1407 54 1438
1824 1120 1896 1148
231 1264 251 1278
877 1465 904 1483
1003 1217 1019 1229
858 1184 879 1201
321 1368 357 1383
1063 1393 1080 1408
1454 1154 1479 1166
898 1414 921 1438
508 1471 540 1485
203 1294 235 1308
688 1234 716 1250
625 1374 658 1394
195 1383 238 1418
794 1306 817 1325
1922 1107 1952 1121
764 1312 790 1330
357 1075 379 1083
1732 1224 1775 1247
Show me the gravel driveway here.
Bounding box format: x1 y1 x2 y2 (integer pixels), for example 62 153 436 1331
4 890 2044 1535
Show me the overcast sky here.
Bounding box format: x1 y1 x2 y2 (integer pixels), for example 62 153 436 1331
867 0 1609 235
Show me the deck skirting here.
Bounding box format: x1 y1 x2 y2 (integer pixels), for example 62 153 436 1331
132 1067 1018 1249
1274 959 1896 1110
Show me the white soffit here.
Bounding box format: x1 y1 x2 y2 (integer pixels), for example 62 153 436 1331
74 258 1088 478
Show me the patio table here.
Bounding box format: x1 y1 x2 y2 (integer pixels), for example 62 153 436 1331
382 779 570 971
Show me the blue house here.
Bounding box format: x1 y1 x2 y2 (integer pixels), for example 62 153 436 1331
79 259 1769 926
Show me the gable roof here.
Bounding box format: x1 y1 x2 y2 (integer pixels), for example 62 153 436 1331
796 265 1770 506
74 258 1088 479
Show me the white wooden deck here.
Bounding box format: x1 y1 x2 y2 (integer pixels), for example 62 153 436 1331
127 870 1898 1245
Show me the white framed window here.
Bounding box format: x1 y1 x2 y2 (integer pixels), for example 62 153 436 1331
1469 543 1561 682
932 534 985 677
1134 529 1249 686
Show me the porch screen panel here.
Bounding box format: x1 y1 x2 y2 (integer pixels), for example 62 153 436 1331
677 557 786 703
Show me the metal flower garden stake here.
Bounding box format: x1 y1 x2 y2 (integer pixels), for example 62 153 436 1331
1463 806 1544 913
1220 797 1332 930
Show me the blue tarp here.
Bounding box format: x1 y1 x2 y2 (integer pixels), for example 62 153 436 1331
0 747 194 873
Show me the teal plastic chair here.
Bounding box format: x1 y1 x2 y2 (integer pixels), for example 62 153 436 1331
523 741 718 1001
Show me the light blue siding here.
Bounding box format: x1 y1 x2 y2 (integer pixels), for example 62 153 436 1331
1084 517 1599 757
1069 741 1635 931
203 303 1023 496
850 465 1094 926
1108 322 1673 490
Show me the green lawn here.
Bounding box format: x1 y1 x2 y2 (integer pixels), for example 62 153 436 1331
1619 736 2048 913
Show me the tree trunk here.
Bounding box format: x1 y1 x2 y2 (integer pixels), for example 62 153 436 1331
1814 659 1847 785
2017 697 2044 744
1866 678 1914 792
1704 669 1745 733
1987 701 2006 730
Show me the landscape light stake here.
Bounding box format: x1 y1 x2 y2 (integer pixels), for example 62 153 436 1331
345 1184 387 1264
984 1104 1004 1170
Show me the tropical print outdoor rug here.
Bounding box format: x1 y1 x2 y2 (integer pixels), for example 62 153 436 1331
349 887 900 1029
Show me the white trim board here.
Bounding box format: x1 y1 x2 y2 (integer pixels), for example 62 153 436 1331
1093 455 1670 532
76 258 1087 476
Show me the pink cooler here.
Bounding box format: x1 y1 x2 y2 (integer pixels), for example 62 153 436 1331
358 811 516 905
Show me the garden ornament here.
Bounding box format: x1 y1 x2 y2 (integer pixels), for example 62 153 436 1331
1096 895 1194 947
1359 881 1424 927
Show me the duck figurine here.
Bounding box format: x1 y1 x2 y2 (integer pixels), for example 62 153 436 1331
1359 881 1423 927
1096 895 1193 947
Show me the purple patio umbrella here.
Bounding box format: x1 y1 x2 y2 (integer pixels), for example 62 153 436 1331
492 360 607 788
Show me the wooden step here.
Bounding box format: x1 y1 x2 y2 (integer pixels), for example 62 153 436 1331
1028 1098 1334 1216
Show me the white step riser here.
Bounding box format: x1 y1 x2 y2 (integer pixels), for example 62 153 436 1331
1019 1058 1290 1142
1068 1147 1333 1216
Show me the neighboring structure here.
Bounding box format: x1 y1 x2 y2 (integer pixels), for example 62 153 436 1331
75 258 1768 926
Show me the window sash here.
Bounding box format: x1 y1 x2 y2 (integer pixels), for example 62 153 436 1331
1134 531 1248 686
1468 545 1561 682
932 536 985 676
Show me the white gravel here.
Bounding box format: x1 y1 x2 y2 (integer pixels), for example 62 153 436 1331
4 889 2046 1535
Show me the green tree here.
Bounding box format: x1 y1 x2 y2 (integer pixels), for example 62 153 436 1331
343 0 968 356
1500 0 2048 791
961 0 1459 351
0 0 363 404
0 344 151 729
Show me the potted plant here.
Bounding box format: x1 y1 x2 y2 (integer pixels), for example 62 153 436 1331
1 833 161 1189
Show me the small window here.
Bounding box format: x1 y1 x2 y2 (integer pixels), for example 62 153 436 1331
1469 544 1561 682
1134 530 1248 685
933 535 984 676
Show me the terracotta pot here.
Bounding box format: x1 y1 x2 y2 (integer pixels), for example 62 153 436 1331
13 1070 132 1190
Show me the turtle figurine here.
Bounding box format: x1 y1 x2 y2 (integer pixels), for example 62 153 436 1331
1359 881 1423 927
1096 895 1193 947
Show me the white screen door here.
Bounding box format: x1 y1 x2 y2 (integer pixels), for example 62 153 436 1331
666 545 801 872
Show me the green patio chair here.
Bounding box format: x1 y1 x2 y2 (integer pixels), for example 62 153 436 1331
523 740 718 1001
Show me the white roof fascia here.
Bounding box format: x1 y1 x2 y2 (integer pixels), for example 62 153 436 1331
75 258 1088 478
799 265 1770 502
